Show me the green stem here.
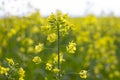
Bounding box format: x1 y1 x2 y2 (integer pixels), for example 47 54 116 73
57 23 60 80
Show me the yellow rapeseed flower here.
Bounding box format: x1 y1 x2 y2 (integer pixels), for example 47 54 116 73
18 67 25 80
46 63 52 71
41 25 51 32
0 66 10 76
35 43 44 53
6 58 14 66
66 41 76 53
19 77 24 80
27 46 34 53
47 33 57 42
32 26 39 33
47 13 56 23
79 70 87 79
52 67 60 73
7 28 17 38
20 47 25 53
32 56 41 64
52 53 65 64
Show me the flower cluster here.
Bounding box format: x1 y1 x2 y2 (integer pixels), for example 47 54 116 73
6 58 15 66
0 57 26 80
47 33 57 42
0 66 9 76
47 11 73 36
18 67 25 80
66 41 77 53
32 12 85 79
46 62 52 71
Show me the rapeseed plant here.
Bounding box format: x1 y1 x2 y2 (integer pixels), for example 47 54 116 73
3 11 120 80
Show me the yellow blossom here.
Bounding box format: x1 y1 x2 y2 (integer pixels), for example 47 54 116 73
47 13 56 23
46 63 52 71
41 25 51 32
20 47 25 53
32 26 39 33
0 66 10 76
18 67 25 79
6 58 14 65
79 70 87 79
52 67 60 73
27 46 34 53
114 71 120 76
7 28 17 38
19 77 24 80
35 43 44 53
52 53 65 63
26 38 34 45
47 33 57 42
32 56 41 64
66 41 76 53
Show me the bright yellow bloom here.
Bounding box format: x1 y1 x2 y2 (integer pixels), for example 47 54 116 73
32 26 39 33
52 53 65 64
18 67 25 80
66 41 76 53
32 56 41 64
46 63 52 71
0 66 10 76
27 38 34 45
79 70 87 79
35 43 44 53
41 25 51 32
6 58 14 65
47 33 57 42
7 28 16 38
52 67 60 73
20 47 25 53
19 77 24 80
47 13 56 23
27 46 34 53
114 71 120 76
23 38 34 46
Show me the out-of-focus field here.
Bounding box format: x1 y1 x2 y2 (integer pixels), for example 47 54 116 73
0 11 120 80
